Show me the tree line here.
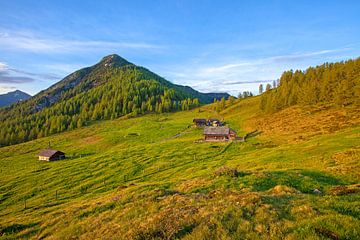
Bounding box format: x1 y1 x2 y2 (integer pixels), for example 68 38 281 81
0 67 200 147
212 93 253 112
259 58 360 112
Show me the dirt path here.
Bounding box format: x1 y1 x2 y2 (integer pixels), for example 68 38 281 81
159 125 192 142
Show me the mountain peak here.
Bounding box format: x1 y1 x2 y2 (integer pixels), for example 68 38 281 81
0 89 31 108
7 89 30 96
99 54 132 67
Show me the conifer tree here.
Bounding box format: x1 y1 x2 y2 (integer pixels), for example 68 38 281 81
266 83 272 91
227 96 235 105
220 97 226 110
259 84 263 94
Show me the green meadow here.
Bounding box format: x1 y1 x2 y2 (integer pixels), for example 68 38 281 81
1 97 359 239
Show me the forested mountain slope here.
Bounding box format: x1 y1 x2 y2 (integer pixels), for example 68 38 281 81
0 54 229 147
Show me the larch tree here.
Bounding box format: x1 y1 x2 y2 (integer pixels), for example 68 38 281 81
259 84 264 94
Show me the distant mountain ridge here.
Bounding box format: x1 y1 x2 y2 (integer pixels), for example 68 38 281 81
0 54 230 146
0 90 31 108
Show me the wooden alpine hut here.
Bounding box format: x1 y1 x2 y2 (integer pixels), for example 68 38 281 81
203 126 237 141
38 149 65 161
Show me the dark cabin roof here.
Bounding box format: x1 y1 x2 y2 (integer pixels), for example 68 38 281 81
38 149 65 157
193 118 206 123
204 126 230 136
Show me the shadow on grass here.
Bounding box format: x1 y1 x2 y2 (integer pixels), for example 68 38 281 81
78 202 116 220
244 130 262 140
0 222 38 236
174 224 197 239
248 170 345 193
332 205 360 220
261 195 296 220
54 153 96 162
0 192 12 205
213 166 250 178
31 167 51 173
330 197 360 220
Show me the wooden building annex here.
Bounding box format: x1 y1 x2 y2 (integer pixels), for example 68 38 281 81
203 126 237 141
193 118 207 127
38 149 65 161
193 118 223 127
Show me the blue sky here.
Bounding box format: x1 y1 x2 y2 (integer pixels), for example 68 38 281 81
0 0 359 96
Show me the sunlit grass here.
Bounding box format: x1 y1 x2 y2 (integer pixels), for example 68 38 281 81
0 98 359 239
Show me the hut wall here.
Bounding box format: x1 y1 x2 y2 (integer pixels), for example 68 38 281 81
205 135 228 141
39 156 50 161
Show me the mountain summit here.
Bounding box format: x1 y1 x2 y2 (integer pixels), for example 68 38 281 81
0 54 229 146
98 54 133 67
0 90 31 108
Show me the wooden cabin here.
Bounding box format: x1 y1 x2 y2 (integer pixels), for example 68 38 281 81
204 126 237 141
38 149 65 161
193 118 207 127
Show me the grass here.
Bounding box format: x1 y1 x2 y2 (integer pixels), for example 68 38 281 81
0 96 359 239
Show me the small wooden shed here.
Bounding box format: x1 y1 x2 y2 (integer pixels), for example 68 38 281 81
204 126 237 141
193 118 207 127
38 149 65 161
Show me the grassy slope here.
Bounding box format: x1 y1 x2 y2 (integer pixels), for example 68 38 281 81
0 96 359 239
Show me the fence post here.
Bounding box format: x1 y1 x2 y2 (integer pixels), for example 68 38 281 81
24 198 27 209
56 190 58 200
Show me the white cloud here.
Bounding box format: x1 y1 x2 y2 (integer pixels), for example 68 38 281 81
200 48 351 75
0 29 165 53
0 62 8 71
163 47 354 95
0 61 59 84
0 85 17 94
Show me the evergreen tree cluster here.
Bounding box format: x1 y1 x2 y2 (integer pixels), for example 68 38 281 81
213 97 226 112
238 91 254 99
213 95 237 112
260 58 360 112
0 67 199 147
